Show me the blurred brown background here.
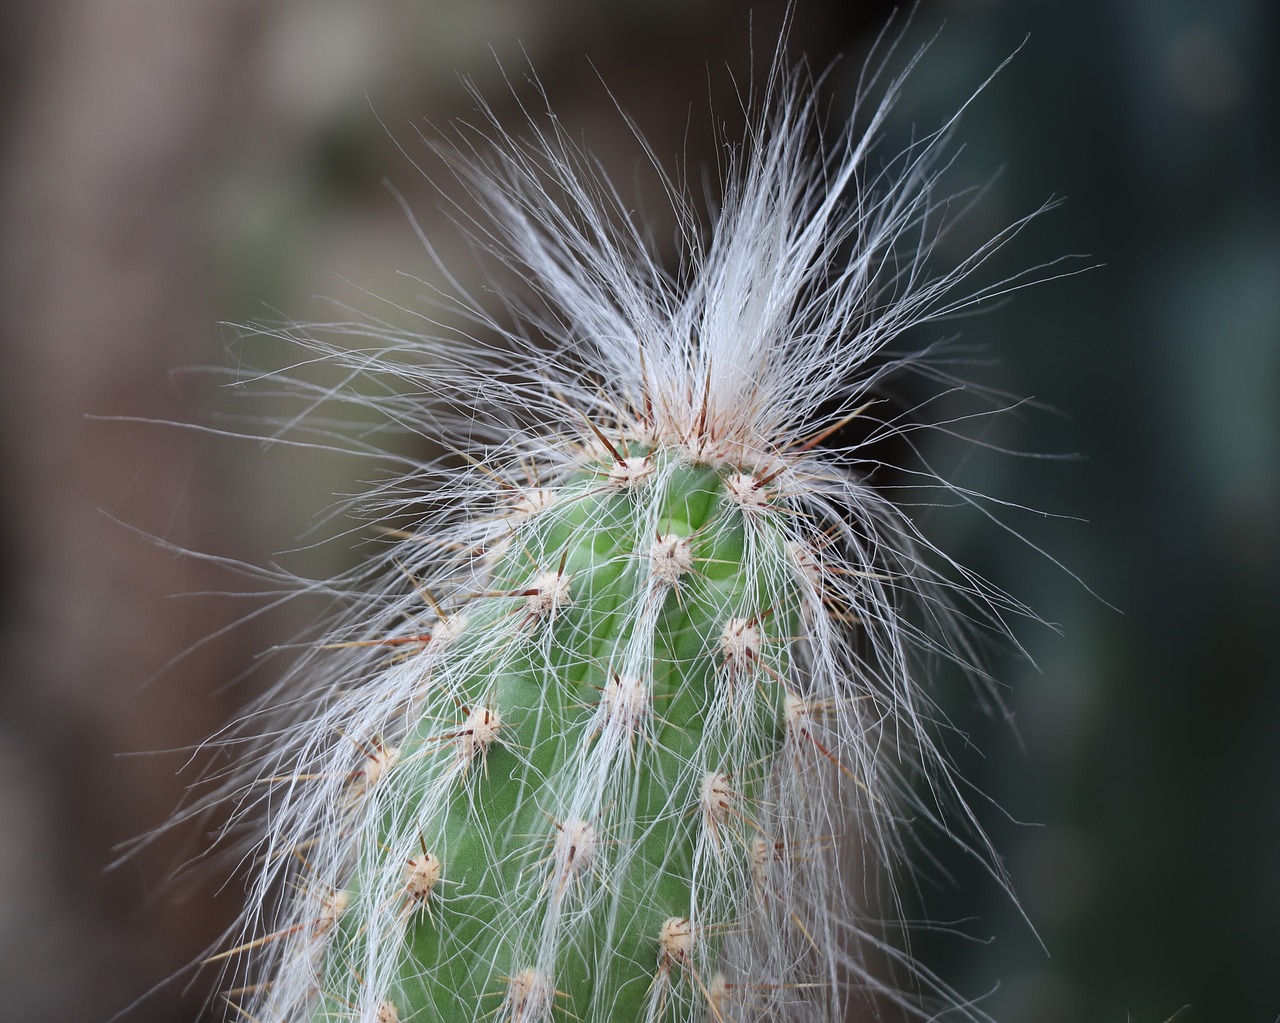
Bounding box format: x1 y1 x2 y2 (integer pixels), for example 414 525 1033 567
1 2 1276 1023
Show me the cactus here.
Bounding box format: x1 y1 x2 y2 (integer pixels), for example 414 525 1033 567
189 36 1057 1023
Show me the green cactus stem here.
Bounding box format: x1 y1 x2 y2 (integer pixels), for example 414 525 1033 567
313 450 809 1022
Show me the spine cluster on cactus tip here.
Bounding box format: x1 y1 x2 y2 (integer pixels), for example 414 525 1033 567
173 26 1067 1023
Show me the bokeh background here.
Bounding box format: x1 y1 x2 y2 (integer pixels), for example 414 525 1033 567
1 2 1276 1022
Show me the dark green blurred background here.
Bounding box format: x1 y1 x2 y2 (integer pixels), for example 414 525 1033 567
1 2 1275 1022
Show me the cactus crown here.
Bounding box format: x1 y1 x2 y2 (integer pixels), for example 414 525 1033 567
181 28 1058 1023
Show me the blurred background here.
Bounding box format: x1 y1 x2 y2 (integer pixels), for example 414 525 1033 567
1 1 1276 1022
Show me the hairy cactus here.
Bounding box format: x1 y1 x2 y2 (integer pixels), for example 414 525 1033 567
186 34 1057 1023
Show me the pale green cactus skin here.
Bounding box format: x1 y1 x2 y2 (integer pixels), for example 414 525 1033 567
317 451 805 1022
